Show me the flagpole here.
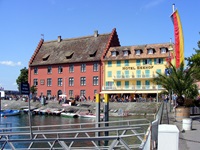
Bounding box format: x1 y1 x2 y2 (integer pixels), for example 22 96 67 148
172 4 175 12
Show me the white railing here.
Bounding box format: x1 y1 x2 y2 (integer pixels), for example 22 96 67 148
113 74 156 79
102 85 164 90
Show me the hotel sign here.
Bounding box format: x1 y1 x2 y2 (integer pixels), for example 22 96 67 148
122 66 153 70
137 66 154 69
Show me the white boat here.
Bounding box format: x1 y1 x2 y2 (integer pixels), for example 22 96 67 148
79 113 104 119
61 112 79 118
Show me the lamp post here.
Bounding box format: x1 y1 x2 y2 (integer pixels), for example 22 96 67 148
168 42 174 112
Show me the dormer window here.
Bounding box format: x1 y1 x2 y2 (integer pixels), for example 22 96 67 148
65 51 74 59
123 50 129 56
123 48 130 56
111 51 117 57
147 48 154 54
42 54 50 61
89 50 97 57
135 49 141 55
160 47 167 54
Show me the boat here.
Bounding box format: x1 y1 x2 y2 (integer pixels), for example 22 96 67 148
61 112 79 118
1 110 21 117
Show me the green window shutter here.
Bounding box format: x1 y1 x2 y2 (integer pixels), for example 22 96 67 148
136 59 141 66
154 59 157 64
160 58 163 64
149 59 152 65
117 81 121 87
116 60 121 66
117 71 121 78
136 70 141 78
124 60 129 66
143 59 145 65
108 61 112 67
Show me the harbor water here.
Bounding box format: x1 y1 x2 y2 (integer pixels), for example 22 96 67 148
0 113 154 149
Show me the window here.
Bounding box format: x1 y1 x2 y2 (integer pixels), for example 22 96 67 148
81 64 86 72
105 81 114 90
125 81 129 89
93 63 98 71
69 77 74 86
124 70 129 78
136 70 141 78
145 80 150 89
80 77 86 86
69 90 73 97
47 90 51 97
124 60 129 66
108 61 112 67
145 70 150 78
154 58 163 64
58 78 62 86
136 80 141 89
136 59 141 66
116 81 121 87
69 64 74 73
33 79 38 86
47 78 52 86
94 90 97 95
161 48 167 53
107 71 112 77
80 90 86 96
147 49 154 54
47 66 52 74
135 50 141 55
143 59 152 65
156 69 162 77
34 67 38 74
116 60 121 66
116 71 121 78
58 66 63 74
111 51 116 57
123 50 129 56
93 76 98 85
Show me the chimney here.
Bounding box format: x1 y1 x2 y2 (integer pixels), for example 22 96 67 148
58 36 62 42
94 30 98 37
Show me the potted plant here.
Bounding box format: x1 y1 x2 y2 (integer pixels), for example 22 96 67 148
153 62 199 121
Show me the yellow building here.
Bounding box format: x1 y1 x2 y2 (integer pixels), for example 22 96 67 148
101 43 174 101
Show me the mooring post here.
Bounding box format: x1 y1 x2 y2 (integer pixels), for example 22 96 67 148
95 93 101 145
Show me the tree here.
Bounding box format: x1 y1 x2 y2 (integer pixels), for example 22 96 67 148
16 67 28 90
153 63 198 106
185 35 200 80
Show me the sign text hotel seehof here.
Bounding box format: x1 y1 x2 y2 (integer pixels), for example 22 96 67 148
122 66 154 70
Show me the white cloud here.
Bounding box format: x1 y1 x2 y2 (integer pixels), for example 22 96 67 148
142 0 165 9
0 61 22 66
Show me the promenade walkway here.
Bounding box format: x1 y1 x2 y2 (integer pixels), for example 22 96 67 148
162 103 200 150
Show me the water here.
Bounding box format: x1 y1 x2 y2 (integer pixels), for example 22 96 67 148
0 114 153 149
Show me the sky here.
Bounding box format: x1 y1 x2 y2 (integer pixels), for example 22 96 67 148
0 0 199 91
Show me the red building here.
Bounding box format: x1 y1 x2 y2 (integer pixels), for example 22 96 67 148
28 29 120 100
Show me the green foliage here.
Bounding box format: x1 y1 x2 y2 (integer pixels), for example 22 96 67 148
30 85 37 94
16 67 28 90
153 63 198 106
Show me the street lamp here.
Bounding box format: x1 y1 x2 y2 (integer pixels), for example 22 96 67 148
168 42 174 112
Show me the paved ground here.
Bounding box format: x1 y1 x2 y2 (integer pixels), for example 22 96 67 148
164 103 200 150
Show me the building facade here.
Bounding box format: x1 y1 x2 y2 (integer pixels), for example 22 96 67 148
28 29 120 99
101 43 174 101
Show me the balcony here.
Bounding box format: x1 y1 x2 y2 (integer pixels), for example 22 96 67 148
113 74 156 80
102 85 164 91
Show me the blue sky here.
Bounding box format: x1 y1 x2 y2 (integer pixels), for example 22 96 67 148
0 0 199 91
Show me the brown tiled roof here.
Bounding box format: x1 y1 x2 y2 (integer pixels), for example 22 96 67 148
29 30 119 66
104 43 174 60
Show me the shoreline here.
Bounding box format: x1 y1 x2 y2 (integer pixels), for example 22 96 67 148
0 99 161 116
